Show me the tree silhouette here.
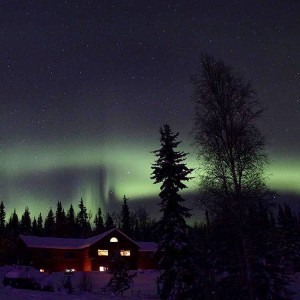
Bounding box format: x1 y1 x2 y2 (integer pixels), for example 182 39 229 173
151 124 196 299
7 209 19 238
105 213 114 230
105 250 136 296
31 217 38 235
66 204 76 237
55 201 67 237
191 55 289 299
44 208 55 236
0 201 6 236
20 207 31 235
94 207 105 234
76 198 91 237
37 213 44 236
121 195 131 236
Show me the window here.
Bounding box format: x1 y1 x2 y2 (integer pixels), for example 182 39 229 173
120 250 130 256
98 249 108 256
110 237 118 243
99 266 107 272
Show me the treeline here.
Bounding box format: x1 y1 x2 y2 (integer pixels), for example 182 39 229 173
0 196 157 263
190 201 300 299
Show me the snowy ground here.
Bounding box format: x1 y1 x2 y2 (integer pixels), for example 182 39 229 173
289 273 300 300
2 266 300 299
0 266 160 299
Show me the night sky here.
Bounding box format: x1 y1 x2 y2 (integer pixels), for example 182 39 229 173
1 0 300 218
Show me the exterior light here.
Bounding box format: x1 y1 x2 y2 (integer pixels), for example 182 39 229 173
65 268 75 273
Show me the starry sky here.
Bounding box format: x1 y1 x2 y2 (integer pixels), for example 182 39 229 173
0 0 300 218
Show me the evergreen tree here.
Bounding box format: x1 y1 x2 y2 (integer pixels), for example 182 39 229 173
44 208 55 236
121 195 131 236
278 203 297 229
55 201 66 237
0 201 6 236
20 207 31 235
276 203 300 275
135 206 149 230
66 204 76 237
76 198 91 237
151 124 196 299
7 209 19 238
31 217 38 235
105 213 114 230
37 213 44 236
2 209 19 264
94 207 104 234
105 250 136 296
134 206 152 240
131 214 141 240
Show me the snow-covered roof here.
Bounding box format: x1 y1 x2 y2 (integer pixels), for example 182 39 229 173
137 242 158 252
19 228 137 250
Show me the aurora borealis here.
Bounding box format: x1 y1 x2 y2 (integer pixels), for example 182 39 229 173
1 1 300 218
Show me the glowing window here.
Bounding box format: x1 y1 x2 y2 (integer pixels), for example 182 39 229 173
120 250 130 256
110 237 118 243
98 249 108 256
99 266 107 272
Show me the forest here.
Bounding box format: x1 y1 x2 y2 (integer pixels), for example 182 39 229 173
1 55 300 300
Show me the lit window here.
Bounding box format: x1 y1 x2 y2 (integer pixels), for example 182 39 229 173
120 250 130 256
98 249 108 256
110 237 118 243
99 266 107 272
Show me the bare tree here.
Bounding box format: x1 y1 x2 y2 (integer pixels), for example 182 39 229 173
192 54 268 220
191 55 273 299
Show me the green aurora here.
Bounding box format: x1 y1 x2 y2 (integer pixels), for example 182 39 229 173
1 137 299 218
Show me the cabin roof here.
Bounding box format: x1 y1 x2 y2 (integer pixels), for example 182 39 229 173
19 228 144 250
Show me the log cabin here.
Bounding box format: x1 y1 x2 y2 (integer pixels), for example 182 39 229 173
17 228 157 272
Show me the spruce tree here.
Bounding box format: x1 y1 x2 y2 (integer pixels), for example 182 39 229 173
76 198 91 237
0 201 6 236
94 207 104 234
44 208 55 236
55 201 66 237
20 207 31 235
67 204 76 237
37 213 44 236
7 209 19 238
151 124 196 299
32 217 38 235
121 195 131 236
134 206 152 241
105 213 114 230
105 250 136 296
